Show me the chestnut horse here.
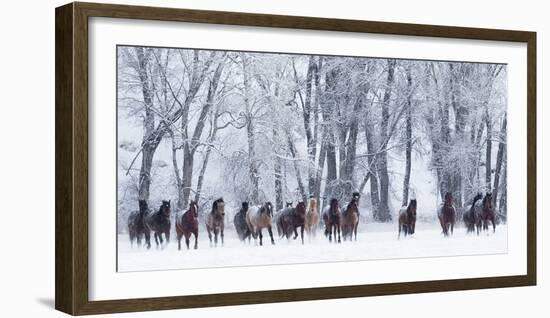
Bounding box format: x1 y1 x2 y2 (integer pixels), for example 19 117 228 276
323 198 341 243
305 197 320 240
398 199 417 239
246 202 275 246
234 202 251 241
176 201 199 250
463 193 482 234
206 198 225 247
475 192 496 233
145 200 171 247
128 199 151 248
438 192 456 236
341 192 360 241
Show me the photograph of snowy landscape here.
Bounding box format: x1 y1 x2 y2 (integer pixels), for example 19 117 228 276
116 45 508 272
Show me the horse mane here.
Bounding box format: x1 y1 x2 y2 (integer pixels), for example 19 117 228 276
471 193 482 210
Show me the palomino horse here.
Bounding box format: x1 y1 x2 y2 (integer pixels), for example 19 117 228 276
206 198 225 247
176 201 199 250
341 192 360 241
128 199 151 248
246 202 275 246
323 198 341 243
463 193 482 234
305 197 320 240
398 199 417 239
234 202 251 241
475 192 496 233
276 201 307 244
438 192 456 236
145 200 171 247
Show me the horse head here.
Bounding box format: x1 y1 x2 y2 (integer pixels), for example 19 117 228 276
241 201 249 213
352 192 361 203
329 198 339 216
308 197 317 210
188 201 199 218
212 198 225 217
160 200 171 217
263 202 274 217
295 201 306 217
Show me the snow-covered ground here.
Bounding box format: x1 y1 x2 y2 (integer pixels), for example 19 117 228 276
117 222 507 272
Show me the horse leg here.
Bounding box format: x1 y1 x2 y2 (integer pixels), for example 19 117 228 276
258 229 263 246
145 231 151 249
214 229 219 247
177 234 182 251
207 227 213 247
354 223 358 241
165 229 170 244
329 225 333 243
268 226 275 245
300 226 304 245
153 233 159 247
194 232 198 249
492 217 496 233
337 224 341 243
221 226 225 246
185 235 190 250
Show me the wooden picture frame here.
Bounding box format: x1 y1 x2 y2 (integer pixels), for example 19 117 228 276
55 1 536 315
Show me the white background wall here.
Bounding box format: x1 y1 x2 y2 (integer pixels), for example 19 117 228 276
0 0 546 317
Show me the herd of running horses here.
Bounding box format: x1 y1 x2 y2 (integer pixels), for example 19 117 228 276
127 191 497 250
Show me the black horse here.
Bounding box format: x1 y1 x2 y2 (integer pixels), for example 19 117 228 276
145 200 171 248
464 193 482 234
234 202 251 241
128 200 151 248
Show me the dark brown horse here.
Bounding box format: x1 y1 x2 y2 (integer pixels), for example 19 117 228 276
276 201 307 244
438 192 456 236
476 192 496 233
128 199 151 248
176 201 199 250
464 193 482 234
234 202 251 241
323 198 341 243
206 198 226 247
398 199 417 239
145 200 171 247
341 192 360 241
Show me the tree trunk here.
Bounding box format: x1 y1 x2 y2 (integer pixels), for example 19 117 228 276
485 108 493 191
322 68 339 206
499 152 507 219
287 134 307 203
241 53 260 204
364 120 380 218
492 115 507 206
135 48 156 201
376 59 396 222
273 129 284 211
402 66 413 206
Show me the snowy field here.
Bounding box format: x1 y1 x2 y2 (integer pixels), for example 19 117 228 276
117 222 507 272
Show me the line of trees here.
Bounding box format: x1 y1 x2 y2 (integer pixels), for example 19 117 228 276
117 47 508 226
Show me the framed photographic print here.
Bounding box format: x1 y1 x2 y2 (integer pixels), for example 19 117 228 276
55 2 536 315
